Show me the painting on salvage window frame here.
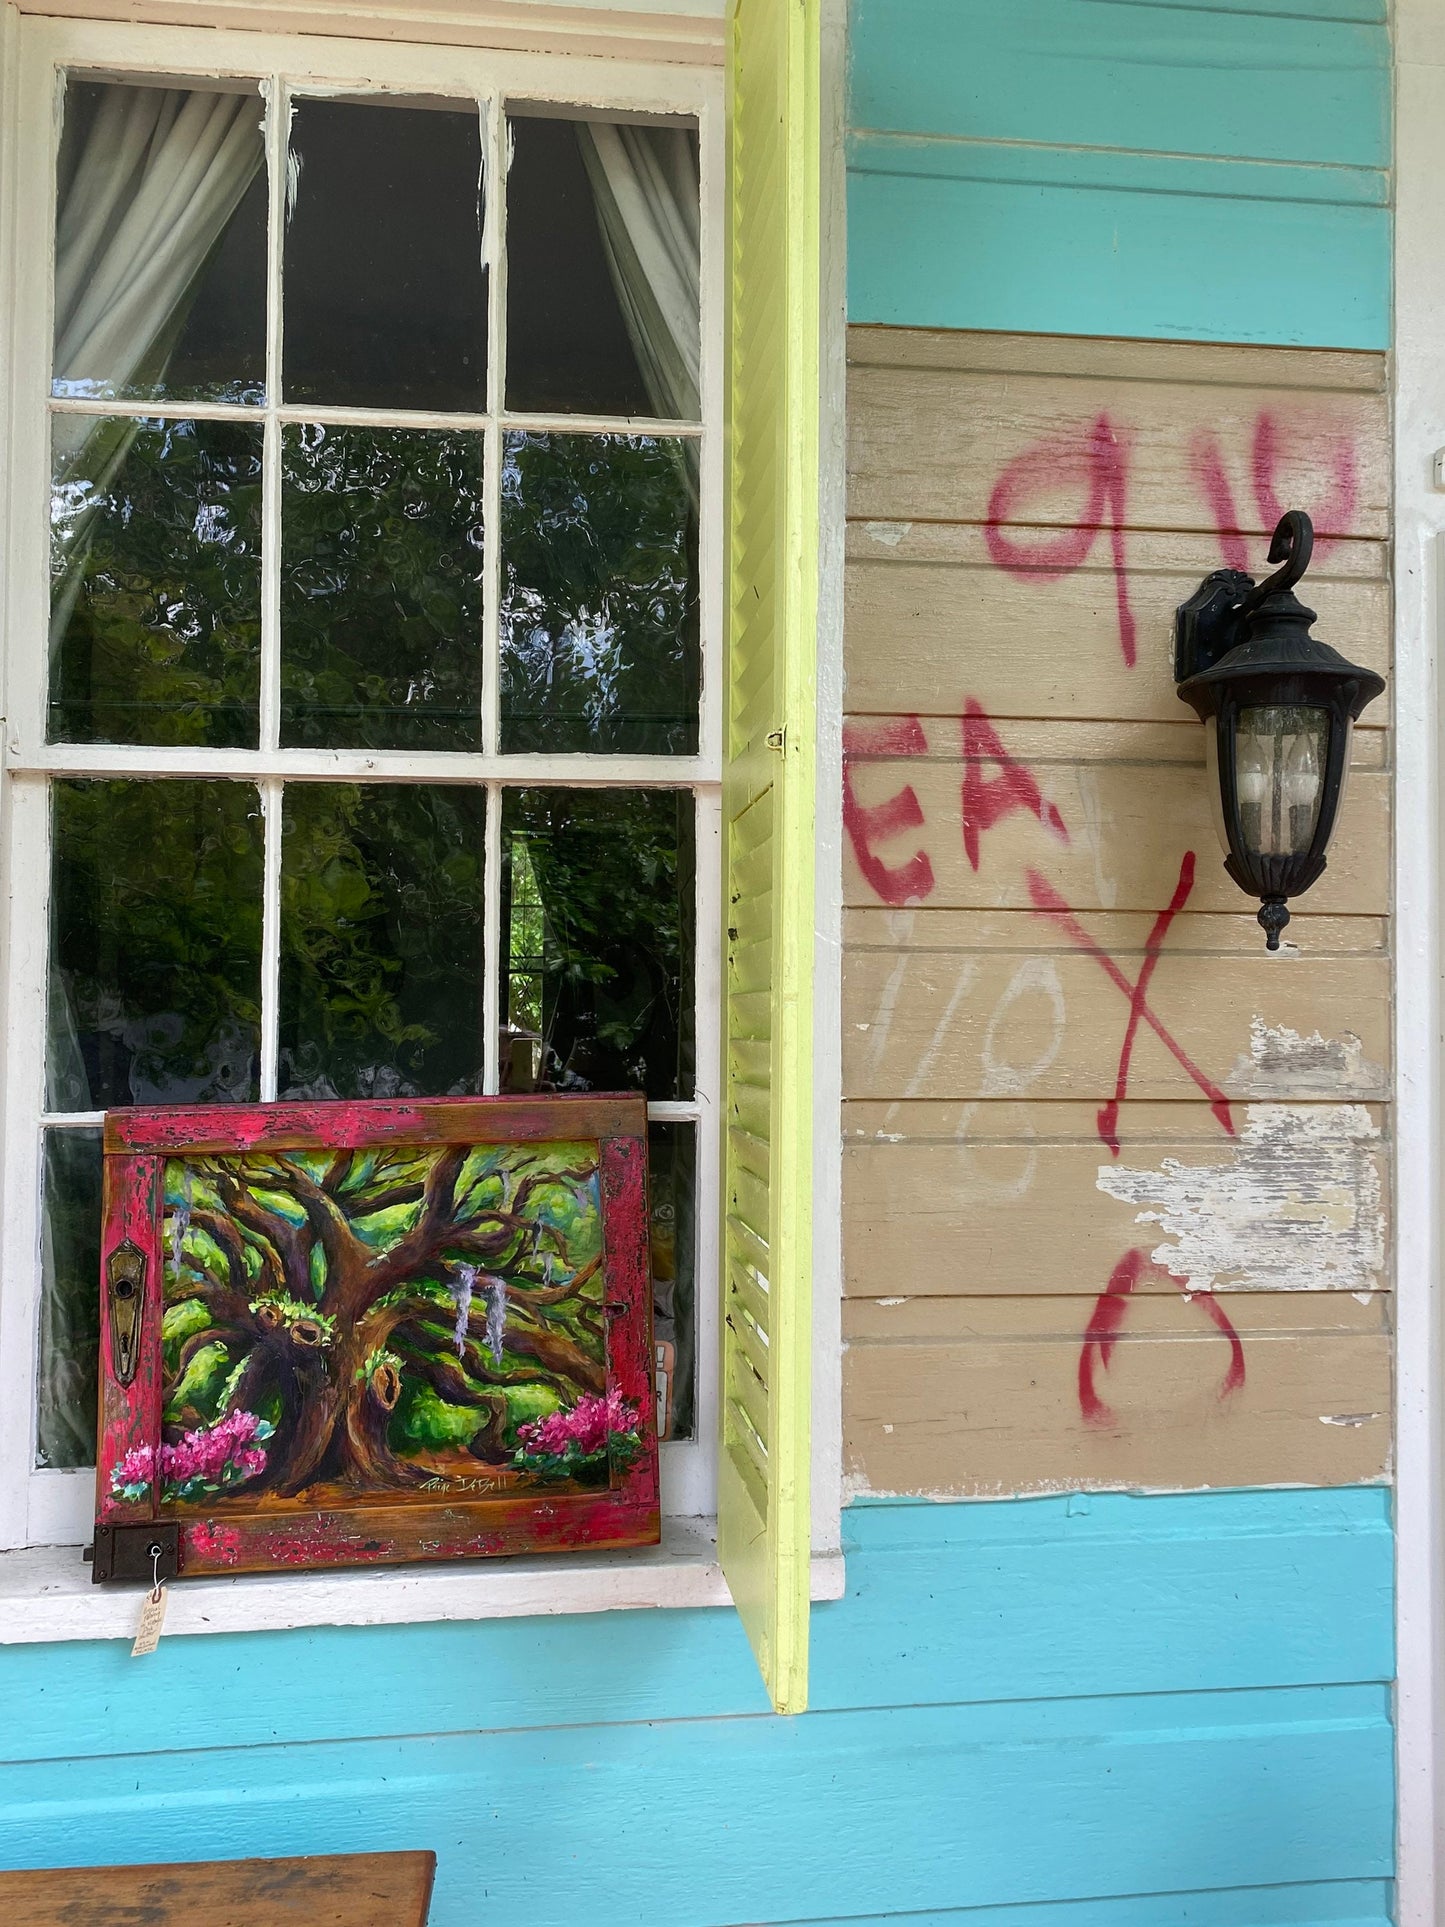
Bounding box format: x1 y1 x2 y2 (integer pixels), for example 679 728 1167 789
93 1095 657 1578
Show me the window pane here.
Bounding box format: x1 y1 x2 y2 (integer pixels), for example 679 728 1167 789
47 780 264 1110
499 788 694 1100
280 784 485 1098
283 97 487 412
499 432 699 755
505 116 701 418
280 423 486 751
50 417 263 747
53 80 266 406
37 1127 103 1470
649 1120 695 1441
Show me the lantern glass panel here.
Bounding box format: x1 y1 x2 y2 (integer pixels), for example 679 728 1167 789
1234 704 1330 861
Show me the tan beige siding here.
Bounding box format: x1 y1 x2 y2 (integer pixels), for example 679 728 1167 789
841 326 1392 1498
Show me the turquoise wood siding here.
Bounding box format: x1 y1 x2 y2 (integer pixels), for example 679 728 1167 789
0 1492 1395 1925
847 0 1391 346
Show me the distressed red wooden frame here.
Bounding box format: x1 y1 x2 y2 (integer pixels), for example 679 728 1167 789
94 1096 658 1578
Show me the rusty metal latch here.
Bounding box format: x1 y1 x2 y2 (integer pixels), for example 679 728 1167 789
89 1522 179 1586
107 1241 145 1387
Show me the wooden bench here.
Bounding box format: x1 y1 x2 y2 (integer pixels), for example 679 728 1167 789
0 1850 435 1924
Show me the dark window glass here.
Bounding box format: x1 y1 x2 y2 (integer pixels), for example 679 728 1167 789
505 116 654 418
50 417 263 748
499 788 694 1100
280 423 485 750
53 80 267 406
37 1128 103 1470
649 1120 695 1441
47 780 264 1110
283 98 486 411
499 432 699 754
279 784 485 1099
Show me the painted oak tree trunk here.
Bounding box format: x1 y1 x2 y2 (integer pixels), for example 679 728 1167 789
160 1142 611 1500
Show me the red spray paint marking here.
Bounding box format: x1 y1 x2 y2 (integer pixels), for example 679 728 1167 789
842 716 936 906
1026 860 1235 1150
1252 412 1358 553
984 413 1137 666
960 699 1069 871
1191 411 1360 573
1095 850 1199 1155
1188 429 1251 573
1079 1247 1246 1428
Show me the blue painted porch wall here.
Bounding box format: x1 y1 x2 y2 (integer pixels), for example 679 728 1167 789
847 0 1392 347
0 1491 1396 1925
0 8 1398 1926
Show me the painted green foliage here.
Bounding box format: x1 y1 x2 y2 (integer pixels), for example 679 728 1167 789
138 1138 641 1506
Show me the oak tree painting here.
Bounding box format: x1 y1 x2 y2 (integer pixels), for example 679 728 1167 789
118 1138 643 1507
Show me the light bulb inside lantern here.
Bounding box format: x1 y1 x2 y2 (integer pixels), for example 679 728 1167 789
1234 704 1329 860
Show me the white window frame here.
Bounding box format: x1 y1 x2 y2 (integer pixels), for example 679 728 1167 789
0 5 754 1632
1392 5 1445 1921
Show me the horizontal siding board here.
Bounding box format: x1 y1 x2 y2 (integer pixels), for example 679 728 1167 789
843 754 1389 914
0 1492 1391 1755
786 1881 1392 1927
846 163 1389 347
846 1295 1391 1495
0 1684 1394 1925
843 925 1390 1102
846 350 1390 535
843 540 1389 726
843 1101 1388 1298
849 0 1389 170
845 328 1388 389
847 130 1388 210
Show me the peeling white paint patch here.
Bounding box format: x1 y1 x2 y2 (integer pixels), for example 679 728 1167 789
863 520 911 547
875 1296 906 1307
1319 1412 1382 1427
1229 1017 1385 1098
1097 1103 1383 1294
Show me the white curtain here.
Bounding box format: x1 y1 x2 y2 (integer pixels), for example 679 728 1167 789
50 84 265 634
575 122 701 426
54 86 264 429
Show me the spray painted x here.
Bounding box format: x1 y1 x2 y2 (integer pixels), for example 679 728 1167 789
1025 851 1235 1155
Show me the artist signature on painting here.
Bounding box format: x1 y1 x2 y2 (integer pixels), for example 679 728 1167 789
420 1474 499 1495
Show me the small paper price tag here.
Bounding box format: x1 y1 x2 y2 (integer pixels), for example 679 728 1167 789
131 1585 167 1657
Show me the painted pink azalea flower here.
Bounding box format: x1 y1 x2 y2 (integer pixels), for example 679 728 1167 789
514 1390 642 1479
109 1409 273 1502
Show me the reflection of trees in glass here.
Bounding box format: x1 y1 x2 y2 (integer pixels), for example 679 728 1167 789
280 423 485 750
506 833 546 1043
501 789 693 1100
500 432 698 754
279 785 485 1100
158 1142 616 1496
47 780 264 1111
38 1128 103 1468
50 418 263 747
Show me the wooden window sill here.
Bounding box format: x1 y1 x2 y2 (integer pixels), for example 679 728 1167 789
0 1518 845 1644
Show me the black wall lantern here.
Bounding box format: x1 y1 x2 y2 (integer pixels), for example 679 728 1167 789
1174 509 1385 951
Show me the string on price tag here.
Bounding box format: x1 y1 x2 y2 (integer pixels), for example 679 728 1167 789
130 1541 168 1657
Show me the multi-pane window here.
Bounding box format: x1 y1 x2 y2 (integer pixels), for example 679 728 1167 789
12 59 717 1543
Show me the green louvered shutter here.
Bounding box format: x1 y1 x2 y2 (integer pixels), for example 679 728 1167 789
719 0 820 1717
